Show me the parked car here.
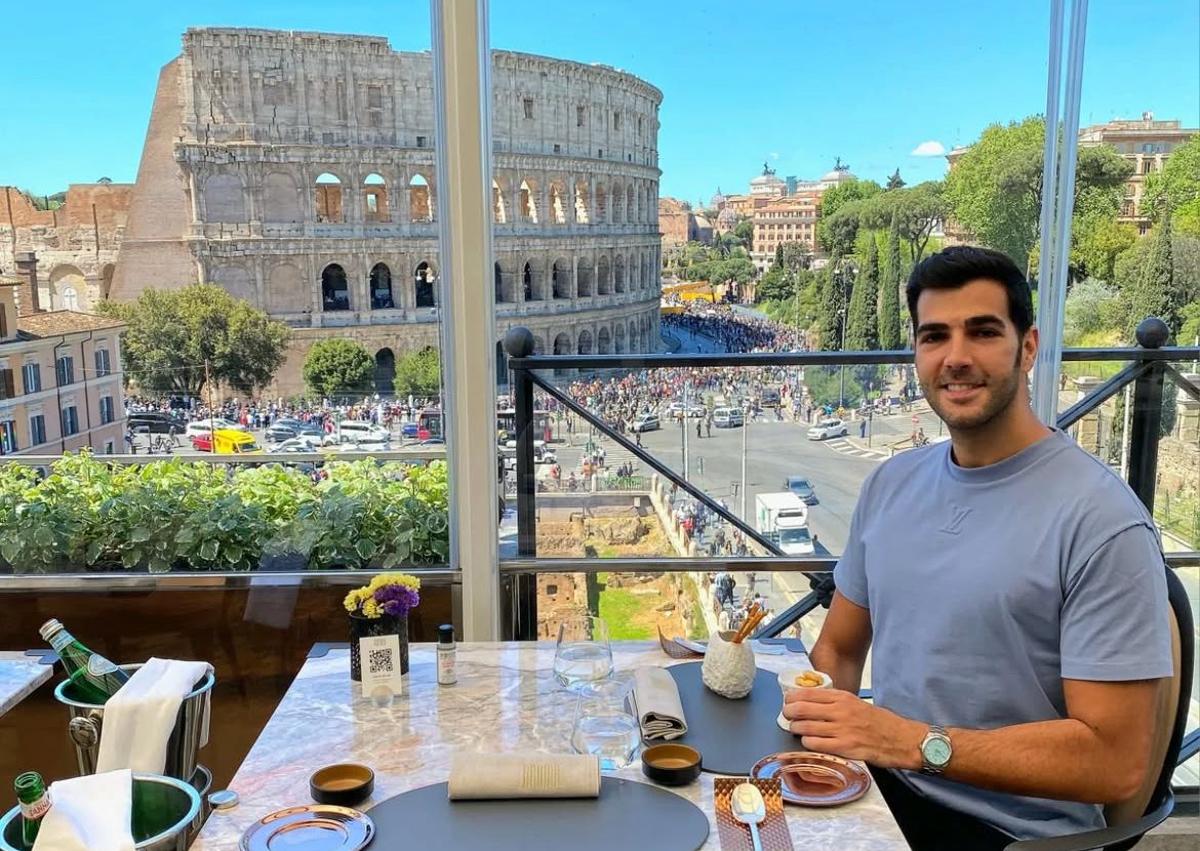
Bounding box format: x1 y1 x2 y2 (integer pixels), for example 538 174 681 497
267 436 323 453
807 418 849 440
631 414 661 433
190 429 261 454
783 475 818 505
401 422 420 438
185 418 245 437
712 407 744 428
264 423 300 444
336 421 391 444
759 387 782 408
126 412 183 434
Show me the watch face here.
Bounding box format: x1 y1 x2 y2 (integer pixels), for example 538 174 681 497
924 736 952 766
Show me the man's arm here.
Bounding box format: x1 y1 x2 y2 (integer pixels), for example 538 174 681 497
784 677 1162 804
808 590 872 695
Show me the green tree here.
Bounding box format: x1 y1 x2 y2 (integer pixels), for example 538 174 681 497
886 169 906 190
1123 211 1181 340
1143 135 1200 237
845 238 880 350
823 199 866 256
774 244 784 269
944 116 1132 271
755 266 793 303
1071 213 1137 283
861 181 946 264
818 256 848 350
97 284 289 396
819 180 883 250
302 339 375 398
394 347 442 397
733 218 754 249
879 212 904 349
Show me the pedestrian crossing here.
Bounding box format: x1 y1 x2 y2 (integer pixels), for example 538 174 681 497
822 438 889 462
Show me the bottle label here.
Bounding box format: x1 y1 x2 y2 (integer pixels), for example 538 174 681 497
20 793 50 821
87 654 119 677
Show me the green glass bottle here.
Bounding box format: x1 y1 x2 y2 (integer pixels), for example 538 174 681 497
39 619 129 704
14 772 50 850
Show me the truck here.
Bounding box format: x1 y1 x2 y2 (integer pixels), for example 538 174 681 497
755 492 814 556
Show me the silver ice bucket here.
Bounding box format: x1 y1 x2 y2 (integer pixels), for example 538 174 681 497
0 773 201 851
54 663 215 781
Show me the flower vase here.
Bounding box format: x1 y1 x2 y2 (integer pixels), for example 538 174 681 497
701 631 756 698
349 612 409 681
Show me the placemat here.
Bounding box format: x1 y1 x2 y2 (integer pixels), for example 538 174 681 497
366 776 709 851
714 777 794 851
667 661 800 775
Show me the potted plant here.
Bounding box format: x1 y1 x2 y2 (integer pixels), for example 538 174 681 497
344 573 421 680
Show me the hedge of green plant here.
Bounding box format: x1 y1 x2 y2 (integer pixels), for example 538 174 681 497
0 454 449 573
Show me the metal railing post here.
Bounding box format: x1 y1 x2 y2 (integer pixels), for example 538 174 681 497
1127 318 1170 512
503 328 538 639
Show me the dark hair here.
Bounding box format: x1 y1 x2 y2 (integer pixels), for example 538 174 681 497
906 245 1034 336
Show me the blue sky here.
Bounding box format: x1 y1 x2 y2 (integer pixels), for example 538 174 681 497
2 1 1196 202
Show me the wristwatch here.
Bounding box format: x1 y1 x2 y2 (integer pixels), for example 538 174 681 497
920 725 952 775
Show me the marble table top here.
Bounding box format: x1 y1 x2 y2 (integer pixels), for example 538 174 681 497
192 642 907 850
0 651 53 718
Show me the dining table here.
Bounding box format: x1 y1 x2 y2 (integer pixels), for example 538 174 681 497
190 640 908 850
0 651 53 718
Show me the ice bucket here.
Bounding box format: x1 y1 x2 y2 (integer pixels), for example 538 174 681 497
54 663 214 781
0 773 201 851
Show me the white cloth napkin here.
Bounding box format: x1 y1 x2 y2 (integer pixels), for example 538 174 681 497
447 752 600 799
96 657 210 774
633 666 688 741
33 769 135 851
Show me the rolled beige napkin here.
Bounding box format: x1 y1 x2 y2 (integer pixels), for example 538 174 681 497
632 666 688 741
448 752 600 800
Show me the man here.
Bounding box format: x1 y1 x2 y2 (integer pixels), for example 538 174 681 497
785 246 1172 849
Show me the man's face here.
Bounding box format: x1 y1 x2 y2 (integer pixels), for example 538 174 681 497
913 279 1037 432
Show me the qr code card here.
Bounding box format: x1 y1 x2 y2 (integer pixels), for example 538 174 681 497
359 634 405 698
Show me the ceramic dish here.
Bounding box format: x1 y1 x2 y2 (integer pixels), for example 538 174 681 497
310 763 375 807
240 804 374 850
641 743 702 786
750 751 871 807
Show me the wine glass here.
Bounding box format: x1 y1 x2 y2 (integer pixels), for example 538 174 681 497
570 678 640 770
553 615 613 690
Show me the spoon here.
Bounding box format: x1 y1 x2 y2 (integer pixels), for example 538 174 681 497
730 781 766 851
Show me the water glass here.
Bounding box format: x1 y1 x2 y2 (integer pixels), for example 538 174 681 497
553 615 613 690
570 679 640 770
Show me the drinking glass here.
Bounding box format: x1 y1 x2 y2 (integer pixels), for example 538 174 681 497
553 615 613 690
570 679 640 770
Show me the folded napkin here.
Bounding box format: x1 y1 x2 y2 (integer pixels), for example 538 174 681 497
633 666 688 741
96 657 210 774
33 769 135 851
447 752 600 800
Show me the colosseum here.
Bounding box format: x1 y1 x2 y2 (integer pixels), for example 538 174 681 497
107 28 664 394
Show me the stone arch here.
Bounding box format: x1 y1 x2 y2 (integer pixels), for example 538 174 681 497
100 264 115 300
492 180 508 224
315 172 344 223
597 326 612 355
494 261 509 303
204 172 246 223
595 183 608 223
519 178 539 223
552 257 572 300
574 181 590 224
321 263 350 311
611 181 625 224
552 332 572 375
576 258 593 297
264 172 302 223
363 173 389 222
48 265 86 311
614 254 626 293
577 329 593 354
597 255 612 296
374 348 396 395
627 184 637 224
409 173 433 222
370 262 394 309
414 260 437 307
267 262 309 313
533 335 546 356
522 261 536 302
549 181 567 224
614 323 627 354
628 319 639 352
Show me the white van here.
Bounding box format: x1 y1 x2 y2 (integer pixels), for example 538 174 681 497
712 407 744 428
337 420 391 445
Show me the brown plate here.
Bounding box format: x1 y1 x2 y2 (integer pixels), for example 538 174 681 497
751 752 871 807
239 804 374 850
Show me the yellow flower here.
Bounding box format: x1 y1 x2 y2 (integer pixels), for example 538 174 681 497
362 597 382 619
343 588 369 613
367 572 420 593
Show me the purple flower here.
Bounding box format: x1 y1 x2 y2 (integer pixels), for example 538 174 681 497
373 584 420 618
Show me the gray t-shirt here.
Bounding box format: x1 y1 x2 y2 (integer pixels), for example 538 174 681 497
834 429 1173 840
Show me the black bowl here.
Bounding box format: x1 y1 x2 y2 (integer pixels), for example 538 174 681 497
641 744 702 786
309 763 375 807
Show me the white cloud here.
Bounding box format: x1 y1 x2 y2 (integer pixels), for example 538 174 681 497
770 152 780 160
911 140 946 157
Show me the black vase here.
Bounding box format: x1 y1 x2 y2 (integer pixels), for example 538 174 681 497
349 612 409 681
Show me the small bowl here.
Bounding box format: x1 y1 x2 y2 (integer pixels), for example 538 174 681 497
641 744 702 786
309 763 375 807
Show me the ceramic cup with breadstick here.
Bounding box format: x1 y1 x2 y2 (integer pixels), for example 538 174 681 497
776 668 833 732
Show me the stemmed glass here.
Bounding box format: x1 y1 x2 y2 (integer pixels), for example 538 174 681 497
552 614 613 690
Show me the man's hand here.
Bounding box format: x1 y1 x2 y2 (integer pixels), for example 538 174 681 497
783 688 925 770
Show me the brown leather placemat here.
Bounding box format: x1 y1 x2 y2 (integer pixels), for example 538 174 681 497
713 777 793 851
